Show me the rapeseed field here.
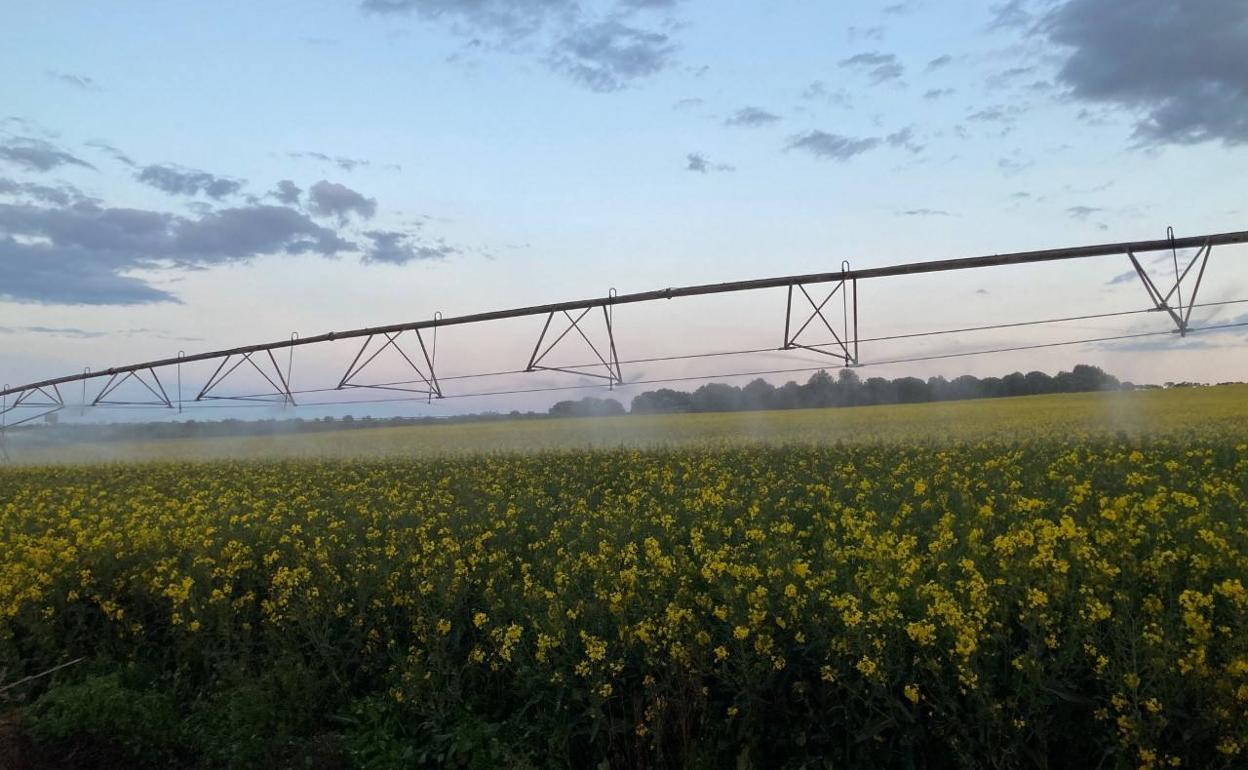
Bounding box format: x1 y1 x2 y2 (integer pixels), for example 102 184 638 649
1 388 1246 768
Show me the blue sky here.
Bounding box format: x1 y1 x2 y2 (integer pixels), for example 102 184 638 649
2 0 1247 417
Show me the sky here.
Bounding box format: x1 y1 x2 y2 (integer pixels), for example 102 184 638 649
2 0 1247 420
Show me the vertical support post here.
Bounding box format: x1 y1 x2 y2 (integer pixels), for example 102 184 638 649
286 333 298 406
177 352 184 414
429 312 441 404
783 283 793 349
852 277 859 366
841 260 851 366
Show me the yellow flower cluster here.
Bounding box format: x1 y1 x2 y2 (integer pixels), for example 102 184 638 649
1 414 1246 764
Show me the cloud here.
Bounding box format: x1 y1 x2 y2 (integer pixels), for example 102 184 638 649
1106 270 1137 286
137 164 245 199
883 0 921 14
0 177 91 206
306 180 378 223
838 51 904 84
271 180 302 205
998 156 1031 174
724 106 780 127
287 151 372 171
785 131 880 161
801 81 851 106
0 199 353 305
967 105 1021 123
549 20 674 91
0 137 95 172
685 153 734 173
359 0 575 39
0 325 108 339
673 97 703 109
901 208 952 216
1067 205 1102 219
46 71 101 91
923 88 955 99
361 229 457 264
885 126 923 152
84 140 137 167
0 237 179 305
926 54 953 71
618 0 681 8
1042 0 1248 145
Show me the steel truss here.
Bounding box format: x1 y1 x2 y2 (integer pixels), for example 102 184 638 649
197 350 296 405
338 329 442 399
784 260 858 366
1 228 1247 441
1127 230 1213 337
526 298 623 386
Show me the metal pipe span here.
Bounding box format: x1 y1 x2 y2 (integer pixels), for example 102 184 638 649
4 229 1245 397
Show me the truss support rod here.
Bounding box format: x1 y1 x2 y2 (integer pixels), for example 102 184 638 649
4 229 1248 398
1128 241 1214 336
337 331 440 397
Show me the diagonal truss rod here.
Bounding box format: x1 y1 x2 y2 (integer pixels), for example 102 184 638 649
783 260 857 365
1127 238 1213 336
525 306 623 384
196 350 296 404
2 229 1247 402
92 368 173 407
338 330 441 397
1 384 64 429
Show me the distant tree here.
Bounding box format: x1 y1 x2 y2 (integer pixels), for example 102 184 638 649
690 383 744 413
1024 370 1053 395
1002 371 1027 397
895 376 929 403
549 397 625 418
741 378 776 410
630 389 693 414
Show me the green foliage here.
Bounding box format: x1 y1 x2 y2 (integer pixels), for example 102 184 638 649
24 671 181 765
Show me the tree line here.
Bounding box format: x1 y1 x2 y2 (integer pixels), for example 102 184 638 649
551 364 1142 417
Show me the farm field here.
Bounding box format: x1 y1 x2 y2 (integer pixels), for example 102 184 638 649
1 387 1247 768
7 385 1248 463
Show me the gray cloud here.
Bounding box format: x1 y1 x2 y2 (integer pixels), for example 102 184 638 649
901 208 952 216
785 131 881 161
306 180 377 223
923 88 955 99
84 140 137 167
724 106 780 127
0 199 353 305
1067 205 1102 219
362 229 457 264
0 137 95 172
46 71 101 91
926 54 953 71
673 97 704 109
137 164 244 199
359 0 574 39
549 20 674 91
1106 269 1137 286
883 0 920 14
0 325 109 339
1042 0 1248 145
288 151 372 172
271 180 302 205
801 81 851 106
685 153 734 173
838 51 904 84
0 177 91 207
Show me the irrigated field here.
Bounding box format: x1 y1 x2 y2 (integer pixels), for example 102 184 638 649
1 388 1246 768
